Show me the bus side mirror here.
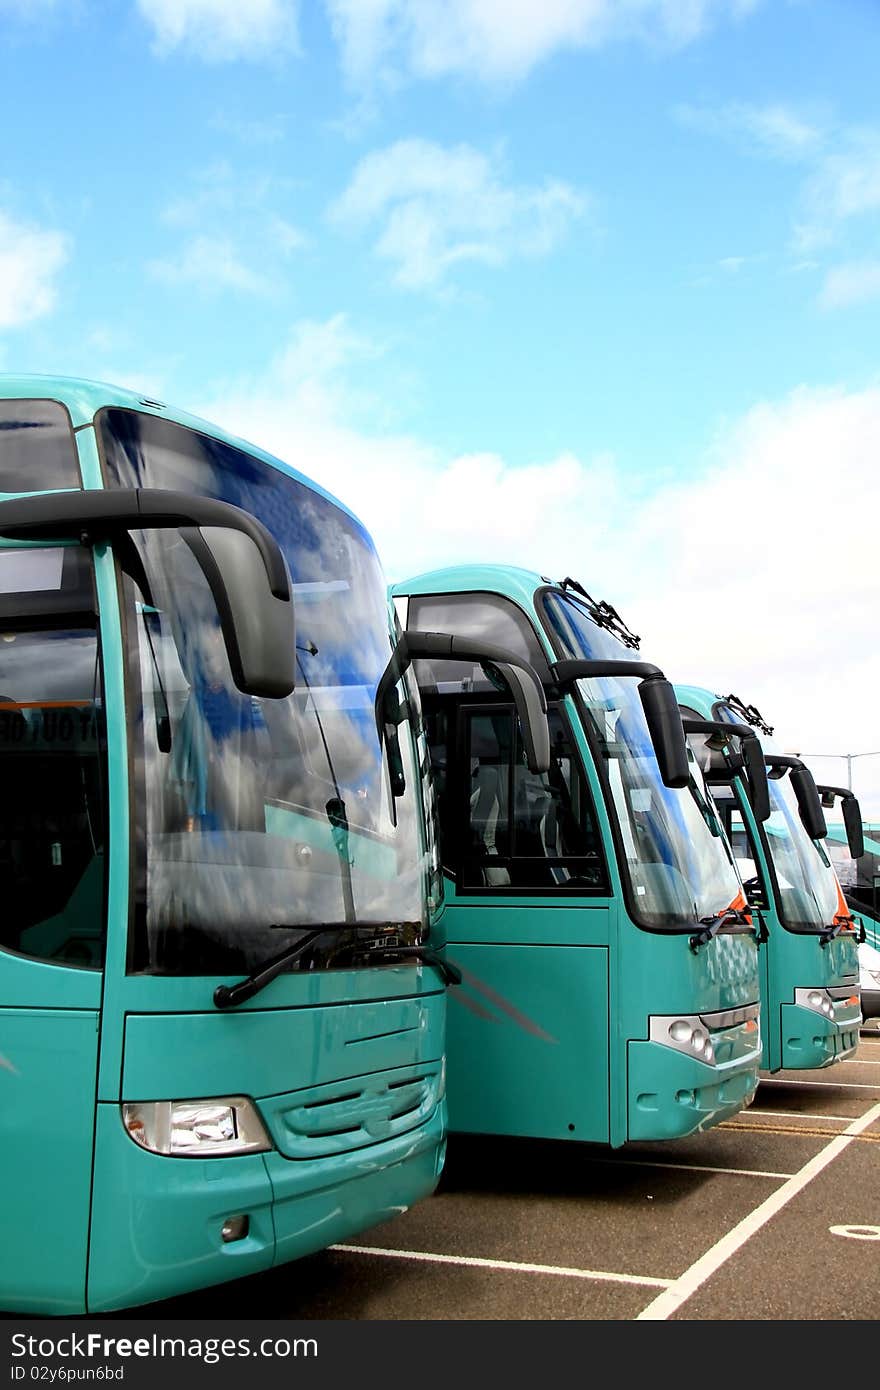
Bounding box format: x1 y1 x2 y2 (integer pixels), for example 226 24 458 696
552 659 688 789
377 630 551 780
843 795 865 861
639 677 689 789
790 767 827 842
741 735 770 822
0 487 296 699
181 526 295 698
405 631 550 775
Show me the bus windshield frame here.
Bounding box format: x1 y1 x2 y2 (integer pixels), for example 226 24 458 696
539 587 745 933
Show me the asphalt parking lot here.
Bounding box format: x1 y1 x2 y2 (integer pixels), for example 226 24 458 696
138 1019 880 1323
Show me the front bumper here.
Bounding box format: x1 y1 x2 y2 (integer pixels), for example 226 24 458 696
780 988 862 1068
86 1098 445 1313
627 1006 762 1142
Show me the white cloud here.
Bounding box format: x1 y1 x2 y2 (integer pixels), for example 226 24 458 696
160 164 293 227
676 101 823 160
148 235 272 294
624 385 880 815
676 106 880 279
269 216 308 255
156 165 307 290
326 0 759 87
329 139 587 289
819 260 880 310
194 329 880 816
0 209 68 328
136 0 298 62
798 130 880 249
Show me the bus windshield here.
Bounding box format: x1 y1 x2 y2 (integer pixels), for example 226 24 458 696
97 408 429 977
826 827 880 922
541 591 743 930
758 773 840 931
713 703 840 932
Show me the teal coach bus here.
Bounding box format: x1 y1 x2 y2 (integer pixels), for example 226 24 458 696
0 377 551 1315
390 566 763 1148
676 688 862 1072
824 820 880 1023
824 821 880 948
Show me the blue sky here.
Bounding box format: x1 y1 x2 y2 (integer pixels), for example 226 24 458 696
2 0 880 812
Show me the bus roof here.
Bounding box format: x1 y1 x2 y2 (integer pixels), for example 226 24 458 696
0 373 365 531
391 564 556 611
673 684 719 718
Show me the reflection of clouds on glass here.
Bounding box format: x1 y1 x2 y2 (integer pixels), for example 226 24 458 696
0 630 98 703
104 410 427 973
546 593 741 923
764 777 838 928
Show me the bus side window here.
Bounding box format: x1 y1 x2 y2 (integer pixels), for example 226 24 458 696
0 636 107 969
466 710 514 886
460 704 608 893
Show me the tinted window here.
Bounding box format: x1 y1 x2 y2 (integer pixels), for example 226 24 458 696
0 400 80 493
426 699 608 893
0 552 107 969
407 592 550 692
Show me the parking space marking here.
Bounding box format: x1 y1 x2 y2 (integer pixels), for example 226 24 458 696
759 1078 880 1090
636 1098 880 1321
747 1109 854 1122
594 1158 793 1179
829 1225 880 1241
721 1120 880 1141
330 1245 672 1289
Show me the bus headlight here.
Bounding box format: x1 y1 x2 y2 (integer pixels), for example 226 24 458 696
651 1015 715 1064
795 988 836 1020
122 1097 271 1156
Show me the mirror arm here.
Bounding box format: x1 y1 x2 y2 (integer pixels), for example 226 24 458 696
681 717 770 822
550 658 663 684
0 488 291 601
375 630 551 793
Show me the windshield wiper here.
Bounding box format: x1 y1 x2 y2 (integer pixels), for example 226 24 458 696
213 923 448 1008
559 577 641 649
213 926 343 1009
720 693 774 737
819 914 865 947
690 907 753 952
353 943 462 986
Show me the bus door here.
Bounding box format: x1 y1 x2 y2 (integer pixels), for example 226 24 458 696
0 545 107 1313
431 698 612 1142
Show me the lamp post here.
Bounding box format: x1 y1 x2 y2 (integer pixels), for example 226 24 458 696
800 750 880 792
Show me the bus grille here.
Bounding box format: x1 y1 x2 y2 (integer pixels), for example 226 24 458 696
262 1062 443 1159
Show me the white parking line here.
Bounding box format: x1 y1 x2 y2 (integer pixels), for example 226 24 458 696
330 1244 672 1289
759 1077 880 1090
636 1098 880 1320
594 1158 793 1179
745 1109 855 1123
